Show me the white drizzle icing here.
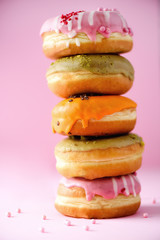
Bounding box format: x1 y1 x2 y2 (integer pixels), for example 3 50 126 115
88 11 95 26
68 30 76 38
54 16 60 33
112 178 118 197
66 40 70 48
103 11 110 25
133 174 140 184
75 38 80 46
122 176 129 196
129 175 136 197
78 12 84 30
119 14 127 28
68 19 72 31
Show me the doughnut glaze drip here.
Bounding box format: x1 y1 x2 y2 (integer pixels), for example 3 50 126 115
40 8 133 41
51 96 137 134
60 173 141 201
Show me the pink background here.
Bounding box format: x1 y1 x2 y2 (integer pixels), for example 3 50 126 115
0 0 160 239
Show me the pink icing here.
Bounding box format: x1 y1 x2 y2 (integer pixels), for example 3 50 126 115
40 8 133 41
60 173 141 201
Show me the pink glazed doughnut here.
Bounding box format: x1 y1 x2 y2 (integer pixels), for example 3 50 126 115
40 8 133 59
55 173 141 219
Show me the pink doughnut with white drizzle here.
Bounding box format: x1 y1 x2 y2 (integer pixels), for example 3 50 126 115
40 8 133 59
60 173 140 201
55 173 141 218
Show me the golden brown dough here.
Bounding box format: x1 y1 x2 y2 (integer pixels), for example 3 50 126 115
42 32 133 59
55 184 140 219
55 134 144 179
46 54 134 97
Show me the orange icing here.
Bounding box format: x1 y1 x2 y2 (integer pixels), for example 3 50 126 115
51 96 137 134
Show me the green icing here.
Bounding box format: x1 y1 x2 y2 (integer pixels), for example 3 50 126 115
55 133 144 152
48 54 134 81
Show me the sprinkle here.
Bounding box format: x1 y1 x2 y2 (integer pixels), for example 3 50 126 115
84 95 89 100
123 27 129 33
80 95 84 100
99 26 106 32
40 227 45 233
60 10 84 25
152 198 156 204
80 94 89 100
91 219 96 224
84 225 90 231
6 212 12 218
121 187 126 193
57 121 60 126
97 7 103 11
43 215 47 220
65 219 71 226
68 99 73 102
128 27 133 36
17 208 21 213
106 27 111 34
143 213 149 218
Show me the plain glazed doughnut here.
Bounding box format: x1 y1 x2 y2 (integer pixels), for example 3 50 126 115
47 54 134 98
55 173 141 218
51 95 137 136
55 133 144 179
40 9 133 59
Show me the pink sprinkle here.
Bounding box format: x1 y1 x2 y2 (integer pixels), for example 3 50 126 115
123 27 129 33
84 225 90 231
104 8 109 11
43 215 47 220
152 198 156 204
91 219 96 224
143 213 149 218
17 208 21 213
40 227 45 233
7 212 11 218
106 27 111 34
128 27 133 36
97 7 103 11
99 26 106 32
65 219 71 226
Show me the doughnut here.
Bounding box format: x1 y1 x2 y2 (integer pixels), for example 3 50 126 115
40 9 133 59
47 54 134 98
51 95 137 136
55 173 141 218
55 133 144 179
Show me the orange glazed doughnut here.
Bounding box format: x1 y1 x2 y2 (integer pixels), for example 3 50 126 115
46 54 134 98
55 133 144 179
40 9 133 59
51 95 137 136
55 173 141 218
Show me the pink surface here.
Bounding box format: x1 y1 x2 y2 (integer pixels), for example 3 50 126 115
0 0 160 239
0 168 160 240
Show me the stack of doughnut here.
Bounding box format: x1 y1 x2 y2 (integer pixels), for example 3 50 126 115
40 8 144 219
